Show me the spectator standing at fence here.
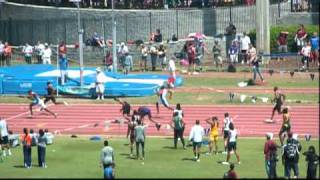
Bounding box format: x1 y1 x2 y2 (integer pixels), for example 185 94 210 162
140 44 149 71
37 129 47 168
150 45 158 71
310 32 319 66
154 29 163 43
248 44 264 82
35 41 45 64
123 52 132 75
225 21 237 57
58 41 67 57
118 42 128 69
240 32 251 64
187 42 197 75
104 51 113 72
158 44 167 71
295 24 307 51
212 40 223 72
23 43 33 64
21 128 32 168
0 41 4 66
300 42 311 71
292 0 302 12
228 41 239 64
59 53 68 85
4 42 12 66
303 145 319 179
42 43 52 65
277 31 289 60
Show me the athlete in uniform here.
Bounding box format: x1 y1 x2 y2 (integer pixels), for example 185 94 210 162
43 82 67 105
28 90 57 118
137 106 161 131
114 98 131 120
269 86 286 122
205 116 219 155
127 110 139 157
156 83 174 114
279 107 291 146
223 113 233 154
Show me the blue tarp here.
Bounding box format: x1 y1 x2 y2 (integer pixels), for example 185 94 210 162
0 65 183 97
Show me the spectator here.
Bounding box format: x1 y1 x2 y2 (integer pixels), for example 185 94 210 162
21 128 32 168
303 145 319 179
158 44 167 71
44 129 54 145
95 67 107 100
100 140 115 176
277 31 289 60
223 163 238 179
140 44 149 72
264 133 278 179
300 42 311 71
23 43 33 64
310 32 319 66
292 0 302 12
3 42 12 66
187 42 197 75
37 129 47 168
172 112 186 149
282 132 302 179
92 32 105 48
8 131 20 148
135 119 146 160
249 44 264 82
171 34 178 42
59 53 68 85
0 41 4 66
123 52 132 75
228 41 239 64
240 32 251 64
195 38 205 72
223 123 241 165
188 120 204 162
29 129 38 147
168 56 176 79
149 45 158 71
294 24 307 51
0 118 12 156
104 51 113 72
35 41 45 64
117 42 129 69
225 21 237 57
42 43 52 65
212 40 223 72
154 29 163 43
58 41 67 59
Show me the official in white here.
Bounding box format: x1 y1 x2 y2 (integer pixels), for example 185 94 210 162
42 43 52 64
189 120 204 162
0 118 12 157
95 67 107 100
168 57 176 79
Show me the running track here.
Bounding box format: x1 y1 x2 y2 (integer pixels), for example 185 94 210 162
0 104 318 137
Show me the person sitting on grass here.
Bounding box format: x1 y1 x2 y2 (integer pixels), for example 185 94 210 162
205 116 219 155
222 123 240 165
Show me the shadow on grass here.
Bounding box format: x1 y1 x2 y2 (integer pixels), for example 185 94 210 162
162 146 176 150
13 165 26 168
181 157 195 161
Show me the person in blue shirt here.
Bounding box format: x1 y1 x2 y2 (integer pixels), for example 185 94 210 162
137 106 161 131
28 90 57 118
228 41 239 64
310 32 319 65
59 54 68 85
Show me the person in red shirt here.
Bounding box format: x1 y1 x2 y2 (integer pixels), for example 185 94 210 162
3 42 12 66
277 31 289 60
187 43 196 75
224 163 238 179
295 24 307 51
264 133 278 178
21 128 32 168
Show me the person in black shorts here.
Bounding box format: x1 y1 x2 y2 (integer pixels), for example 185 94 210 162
137 106 161 131
43 82 67 106
114 97 131 121
279 107 291 146
269 86 286 122
127 110 139 157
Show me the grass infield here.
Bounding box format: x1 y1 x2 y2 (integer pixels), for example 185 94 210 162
0 137 318 178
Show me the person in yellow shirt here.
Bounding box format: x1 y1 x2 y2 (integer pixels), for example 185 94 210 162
279 107 291 146
205 116 219 155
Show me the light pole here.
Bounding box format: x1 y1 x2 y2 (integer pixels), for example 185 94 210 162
70 0 84 86
112 0 117 73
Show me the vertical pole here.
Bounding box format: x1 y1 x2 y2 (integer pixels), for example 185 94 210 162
149 12 152 37
112 0 118 73
125 14 128 43
278 0 281 18
77 2 84 86
56 42 59 96
229 4 232 23
176 9 179 39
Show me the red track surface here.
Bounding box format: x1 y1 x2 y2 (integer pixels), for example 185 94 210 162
0 104 318 137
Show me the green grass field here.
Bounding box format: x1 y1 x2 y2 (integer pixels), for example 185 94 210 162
0 137 318 178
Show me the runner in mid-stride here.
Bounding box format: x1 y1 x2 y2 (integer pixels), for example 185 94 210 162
137 106 161 131
156 82 174 114
28 90 57 118
43 82 68 106
267 86 286 123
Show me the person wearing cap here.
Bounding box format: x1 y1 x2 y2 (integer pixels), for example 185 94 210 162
35 41 45 64
264 133 278 178
117 42 128 70
42 43 52 64
95 67 107 100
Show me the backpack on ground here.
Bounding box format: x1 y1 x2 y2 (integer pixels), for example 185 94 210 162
285 142 298 160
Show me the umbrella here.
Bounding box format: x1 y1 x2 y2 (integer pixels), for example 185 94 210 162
188 32 207 39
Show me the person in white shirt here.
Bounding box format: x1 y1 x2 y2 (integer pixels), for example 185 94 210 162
189 120 204 162
118 42 129 69
168 57 176 79
301 42 311 70
95 67 107 100
35 41 45 64
0 118 12 156
42 43 52 65
140 44 149 71
240 32 251 64
0 41 5 66
23 43 33 64
44 129 54 145
223 113 233 154
100 140 114 169
223 123 241 165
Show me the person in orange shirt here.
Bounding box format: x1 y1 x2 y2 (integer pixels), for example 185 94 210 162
21 128 32 168
4 42 12 66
